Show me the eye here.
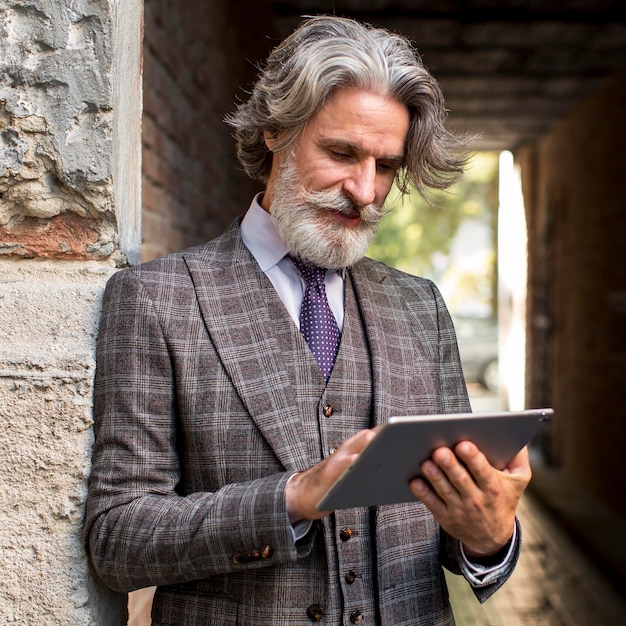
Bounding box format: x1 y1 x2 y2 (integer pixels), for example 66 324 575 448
330 150 352 162
377 161 398 174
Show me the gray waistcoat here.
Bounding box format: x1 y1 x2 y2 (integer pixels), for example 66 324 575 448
270 273 379 625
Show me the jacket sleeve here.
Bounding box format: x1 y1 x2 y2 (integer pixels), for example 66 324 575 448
83 269 314 592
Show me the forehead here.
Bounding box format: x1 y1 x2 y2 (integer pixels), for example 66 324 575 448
299 87 410 160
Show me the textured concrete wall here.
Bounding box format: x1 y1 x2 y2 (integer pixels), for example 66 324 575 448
522 61 626 521
0 0 138 622
0 260 125 624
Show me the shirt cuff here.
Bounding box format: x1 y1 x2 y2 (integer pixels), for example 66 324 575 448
290 519 314 542
460 522 518 580
285 472 314 543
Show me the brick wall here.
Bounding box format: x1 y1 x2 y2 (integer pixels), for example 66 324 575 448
141 0 274 262
522 60 626 520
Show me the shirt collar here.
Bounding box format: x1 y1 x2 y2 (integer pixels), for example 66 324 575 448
240 193 289 272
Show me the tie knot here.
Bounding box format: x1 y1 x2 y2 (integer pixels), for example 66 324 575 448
289 255 326 285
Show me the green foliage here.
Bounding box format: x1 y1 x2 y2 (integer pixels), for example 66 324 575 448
367 152 500 315
368 152 499 279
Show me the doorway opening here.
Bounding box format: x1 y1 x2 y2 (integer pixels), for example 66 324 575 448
367 150 528 412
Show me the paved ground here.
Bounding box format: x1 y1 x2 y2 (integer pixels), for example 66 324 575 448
446 492 626 625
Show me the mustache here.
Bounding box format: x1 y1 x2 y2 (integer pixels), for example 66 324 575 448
298 187 388 225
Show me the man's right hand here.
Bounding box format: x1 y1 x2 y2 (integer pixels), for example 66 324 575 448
285 429 377 523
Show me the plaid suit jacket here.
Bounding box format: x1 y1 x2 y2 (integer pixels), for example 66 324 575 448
84 219 519 625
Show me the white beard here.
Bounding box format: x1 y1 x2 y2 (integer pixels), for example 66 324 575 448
268 159 387 269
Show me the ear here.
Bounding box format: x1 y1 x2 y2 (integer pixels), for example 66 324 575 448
263 130 280 152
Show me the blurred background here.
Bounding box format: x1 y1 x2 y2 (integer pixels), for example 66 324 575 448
369 151 505 410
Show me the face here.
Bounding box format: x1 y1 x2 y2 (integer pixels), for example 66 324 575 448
263 88 410 268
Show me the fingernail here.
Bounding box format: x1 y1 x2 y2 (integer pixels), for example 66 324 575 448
458 442 470 455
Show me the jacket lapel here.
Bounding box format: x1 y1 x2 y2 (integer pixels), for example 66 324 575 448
182 222 314 472
348 260 417 425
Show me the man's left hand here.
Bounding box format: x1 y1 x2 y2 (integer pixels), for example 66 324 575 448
409 442 532 559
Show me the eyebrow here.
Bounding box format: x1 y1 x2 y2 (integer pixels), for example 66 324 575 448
317 138 405 165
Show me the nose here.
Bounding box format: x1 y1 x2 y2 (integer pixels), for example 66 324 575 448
343 159 377 208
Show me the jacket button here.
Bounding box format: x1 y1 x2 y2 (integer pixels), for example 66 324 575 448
345 570 357 584
350 609 364 624
260 544 273 559
306 604 325 622
323 404 334 417
339 527 353 541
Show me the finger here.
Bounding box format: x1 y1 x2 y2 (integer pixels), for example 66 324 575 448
288 430 380 522
414 449 462 509
322 430 378 485
454 441 531 490
451 441 496 491
409 476 447 518
342 428 377 452
429 446 478 497
502 446 532 479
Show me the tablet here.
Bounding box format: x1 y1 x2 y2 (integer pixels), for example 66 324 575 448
316 408 553 511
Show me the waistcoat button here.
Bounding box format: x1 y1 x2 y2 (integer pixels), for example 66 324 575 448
339 527 353 541
323 404 334 417
345 570 357 584
306 603 325 622
350 609 364 624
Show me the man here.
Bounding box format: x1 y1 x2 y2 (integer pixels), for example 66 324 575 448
85 16 531 625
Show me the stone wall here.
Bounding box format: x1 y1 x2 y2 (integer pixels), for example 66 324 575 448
0 261 124 624
0 0 119 261
0 0 139 622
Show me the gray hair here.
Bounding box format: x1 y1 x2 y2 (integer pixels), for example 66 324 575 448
225 15 469 199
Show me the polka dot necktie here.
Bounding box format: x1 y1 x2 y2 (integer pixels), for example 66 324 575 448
289 255 341 381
